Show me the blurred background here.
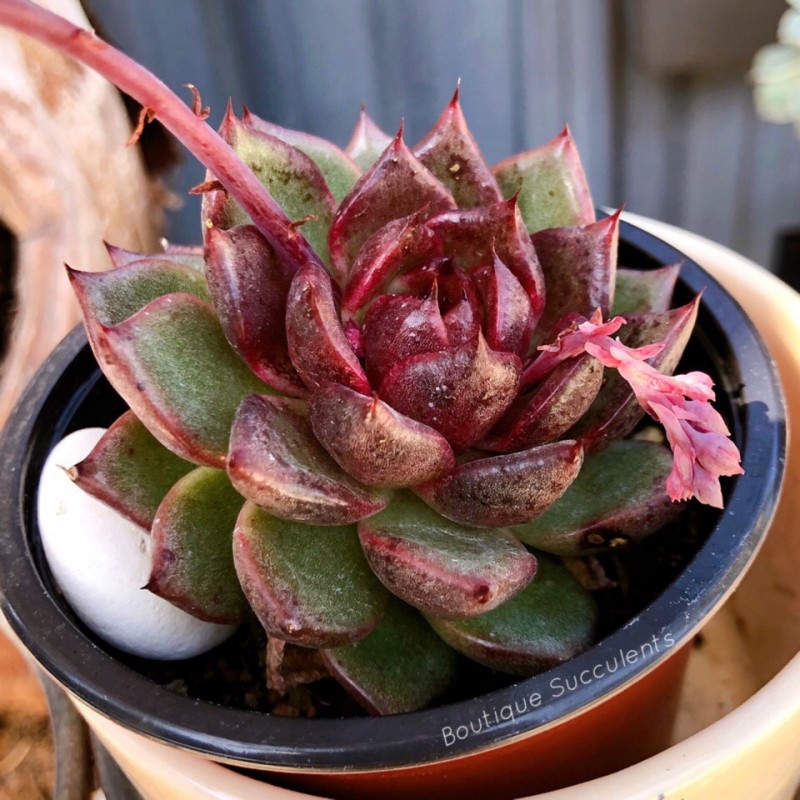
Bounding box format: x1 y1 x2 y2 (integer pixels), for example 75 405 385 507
81 0 800 269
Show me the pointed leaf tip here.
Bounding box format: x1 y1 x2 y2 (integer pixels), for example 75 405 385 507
329 133 456 280
414 90 502 208
92 293 272 467
71 410 194 530
493 127 595 233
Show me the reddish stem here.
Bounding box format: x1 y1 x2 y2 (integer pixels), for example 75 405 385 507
0 0 321 269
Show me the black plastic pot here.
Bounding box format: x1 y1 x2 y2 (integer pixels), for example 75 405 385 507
0 221 786 800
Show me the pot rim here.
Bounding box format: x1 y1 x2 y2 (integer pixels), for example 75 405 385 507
0 220 786 771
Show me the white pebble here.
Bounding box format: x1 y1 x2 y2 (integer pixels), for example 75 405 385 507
37 428 236 660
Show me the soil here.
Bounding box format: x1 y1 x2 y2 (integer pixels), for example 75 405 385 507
0 634 54 800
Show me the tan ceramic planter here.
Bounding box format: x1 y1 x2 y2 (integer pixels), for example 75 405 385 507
64 218 800 800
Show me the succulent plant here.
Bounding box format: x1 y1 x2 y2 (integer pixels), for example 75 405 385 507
1 0 743 715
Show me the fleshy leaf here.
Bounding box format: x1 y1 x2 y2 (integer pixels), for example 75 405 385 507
92 293 273 467
341 209 444 320
612 264 681 316
204 225 305 396
427 555 597 675
227 394 388 525
286 261 371 395
148 467 248 624
426 198 546 329
329 129 455 282
531 212 620 343
473 252 534 357
67 259 209 331
243 107 361 202
202 107 336 267
513 441 683 556
569 298 701 448
378 333 521 450
437 262 483 346
492 126 595 233
323 598 459 715
358 493 536 619
483 354 603 452
362 291 450 387
414 86 502 208
415 440 583 527
309 383 455 487
233 503 389 647
69 410 194 530
345 107 393 170
105 243 205 272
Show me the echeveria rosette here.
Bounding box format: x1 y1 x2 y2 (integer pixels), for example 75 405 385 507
58 88 742 711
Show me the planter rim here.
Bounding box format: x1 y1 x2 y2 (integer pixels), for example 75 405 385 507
0 220 786 772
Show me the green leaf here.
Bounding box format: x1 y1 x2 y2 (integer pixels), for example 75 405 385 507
233 503 390 648
514 440 683 556
323 599 460 715
68 259 209 328
148 467 248 624
359 493 536 619
244 108 361 202
427 555 597 676
612 265 680 316
492 127 595 233
70 410 194 530
94 293 274 467
205 109 337 268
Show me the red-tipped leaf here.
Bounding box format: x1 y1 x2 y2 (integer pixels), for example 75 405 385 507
243 107 361 202
493 126 595 233
204 225 305 396
473 252 534 357
203 107 337 267
362 290 450 387
148 467 248 624
532 211 620 343
91 293 273 467
234 503 389 647
286 261 371 394
415 440 583 528
414 86 502 208
227 394 388 525
513 441 684 556
69 411 194 530
309 383 455 487
378 332 521 450
426 197 546 329
329 129 455 281
483 354 603 452
358 494 536 619
341 209 444 320
345 107 393 170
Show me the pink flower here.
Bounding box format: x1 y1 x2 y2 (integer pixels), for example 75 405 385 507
524 311 744 508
